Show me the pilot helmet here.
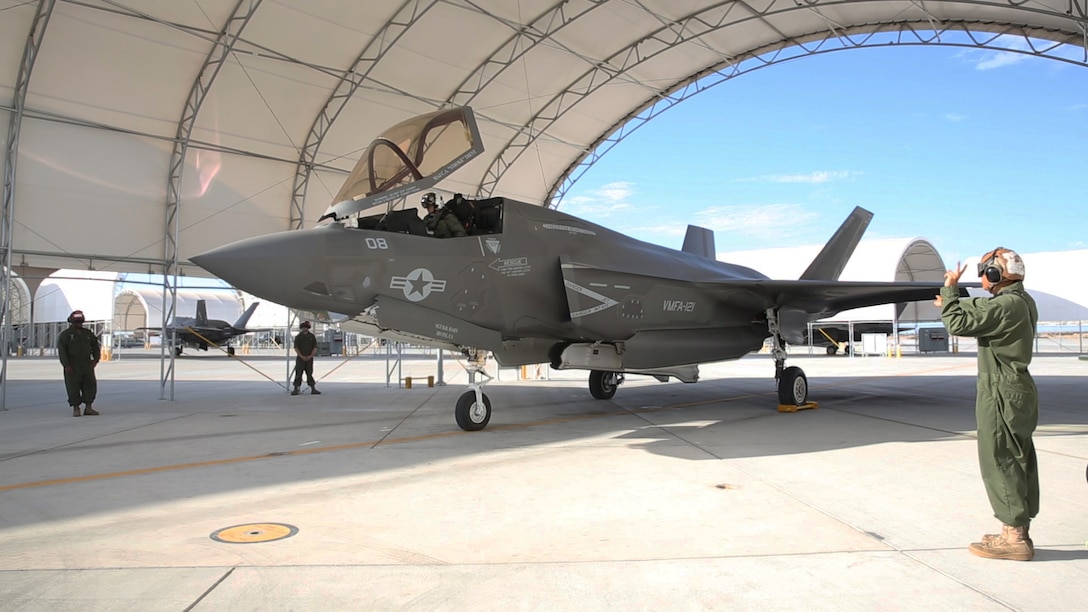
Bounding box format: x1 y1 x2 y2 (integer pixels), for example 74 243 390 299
421 192 437 208
300 321 311 329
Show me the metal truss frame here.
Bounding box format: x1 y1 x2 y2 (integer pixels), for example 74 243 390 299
0 0 55 410
554 18 1088 207
159 0 263 400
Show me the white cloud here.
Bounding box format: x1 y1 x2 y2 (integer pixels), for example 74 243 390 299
693 203 819 235
943 113 966 122
953 35 1035 71
975 51 1028 71
563 181 635 217
733 170 856 184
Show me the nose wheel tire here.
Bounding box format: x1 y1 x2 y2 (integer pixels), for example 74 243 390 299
455 391 492 431
589 370 620 400
777 366 808 405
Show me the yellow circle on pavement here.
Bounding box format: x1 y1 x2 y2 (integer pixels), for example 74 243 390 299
210 523 298 544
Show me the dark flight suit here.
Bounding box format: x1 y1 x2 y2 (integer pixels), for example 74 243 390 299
940 281 1039 527
293 329 319 390
58 325 101 408
425 209 467 238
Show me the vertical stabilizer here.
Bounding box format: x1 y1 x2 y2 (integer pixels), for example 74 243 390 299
232 302 260 330
681 225 716 259
799 206 873 281
195 300 209 326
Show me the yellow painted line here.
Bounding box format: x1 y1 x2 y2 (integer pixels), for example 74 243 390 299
0 361 979 493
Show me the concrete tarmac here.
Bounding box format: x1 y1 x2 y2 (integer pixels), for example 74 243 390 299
0 348 1086 610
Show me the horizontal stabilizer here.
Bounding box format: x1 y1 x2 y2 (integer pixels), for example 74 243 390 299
681 226 716 259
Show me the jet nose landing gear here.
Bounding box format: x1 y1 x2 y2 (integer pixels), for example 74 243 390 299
455 387 491 431
454 348 493 431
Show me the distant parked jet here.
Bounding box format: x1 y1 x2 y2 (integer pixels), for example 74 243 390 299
142 299 262 356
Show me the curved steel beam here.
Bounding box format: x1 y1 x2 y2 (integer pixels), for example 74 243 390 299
1 0 56 411
289 0 442 230
553 20 1088 207
160 0 263 400
471 0 1088 205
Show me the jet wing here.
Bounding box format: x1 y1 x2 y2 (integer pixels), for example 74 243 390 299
741 279 963 315
560 263 966 338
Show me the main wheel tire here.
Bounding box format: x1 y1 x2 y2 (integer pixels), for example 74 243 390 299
825 345 837 355
175 346 182 357
588 370 619 400
455 391 491 431
777 366 808 405
227 346 235 356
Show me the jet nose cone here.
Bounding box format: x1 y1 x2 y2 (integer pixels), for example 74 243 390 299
192 230 324 307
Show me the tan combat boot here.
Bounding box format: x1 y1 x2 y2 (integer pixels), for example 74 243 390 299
83 404 99 416
981 522 1030 546
72 406 81 417
969 524 1033 561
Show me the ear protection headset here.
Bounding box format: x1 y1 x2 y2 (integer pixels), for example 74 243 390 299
977 247 1004 284
67 310 84 324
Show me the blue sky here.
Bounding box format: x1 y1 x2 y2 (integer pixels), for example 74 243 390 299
561 42 1087 269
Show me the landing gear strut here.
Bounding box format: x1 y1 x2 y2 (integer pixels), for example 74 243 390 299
767 308 808 406
454 348 492 431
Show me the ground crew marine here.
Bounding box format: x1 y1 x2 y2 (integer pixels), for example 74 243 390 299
58 310 101 417
291 321 321 396
938 247 1038 561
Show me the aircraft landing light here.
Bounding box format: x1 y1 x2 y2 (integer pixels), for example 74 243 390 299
210 522 298 544
777 401 819 413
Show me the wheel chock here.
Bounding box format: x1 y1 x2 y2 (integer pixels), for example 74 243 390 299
778 401 819 413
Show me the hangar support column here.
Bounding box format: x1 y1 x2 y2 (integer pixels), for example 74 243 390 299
1 0 56 411
160 0 263 400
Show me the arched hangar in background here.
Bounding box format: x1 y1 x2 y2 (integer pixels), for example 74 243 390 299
113 289 247 333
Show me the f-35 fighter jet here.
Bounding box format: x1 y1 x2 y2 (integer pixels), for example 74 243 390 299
192 107 960 431
141 299 261 357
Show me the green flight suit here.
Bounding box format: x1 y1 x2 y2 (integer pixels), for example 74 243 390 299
425 209 467 238
940 281 1039 527
58 325 101 408
293 329 319 388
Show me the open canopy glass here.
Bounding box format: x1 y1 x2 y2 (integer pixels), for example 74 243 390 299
321 106 484 223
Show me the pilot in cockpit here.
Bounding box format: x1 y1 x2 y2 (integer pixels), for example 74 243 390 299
421 192 467 238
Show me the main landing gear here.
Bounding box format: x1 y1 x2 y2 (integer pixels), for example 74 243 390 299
588 370 624 399
767 308 808 406
454 348 492 431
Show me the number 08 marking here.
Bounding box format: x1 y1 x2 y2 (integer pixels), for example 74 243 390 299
365 238 388 249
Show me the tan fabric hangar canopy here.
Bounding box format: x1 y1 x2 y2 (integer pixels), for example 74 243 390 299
3 0 1085 277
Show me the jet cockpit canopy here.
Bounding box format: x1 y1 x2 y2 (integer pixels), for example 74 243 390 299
320 106 484 224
